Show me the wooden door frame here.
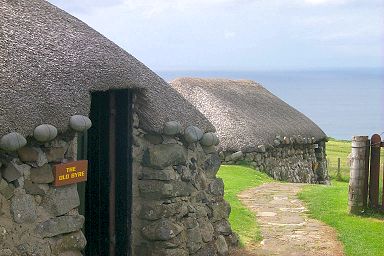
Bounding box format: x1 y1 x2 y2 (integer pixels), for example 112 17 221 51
77 89 133 256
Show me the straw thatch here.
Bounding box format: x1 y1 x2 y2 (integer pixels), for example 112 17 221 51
0 0 214 138
171 78 327 152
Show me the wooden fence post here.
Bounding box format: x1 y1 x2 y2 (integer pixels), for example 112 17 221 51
336 157 342 181
349 136 369 214
382 163 384 209
369 134 381 208
363 139 370 209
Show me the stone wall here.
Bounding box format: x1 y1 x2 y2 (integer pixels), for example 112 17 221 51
0 134 85 256
132 114 238 256
0 115 237 256
220 138 328 184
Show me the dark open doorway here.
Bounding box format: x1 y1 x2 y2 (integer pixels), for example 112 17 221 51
77 90 133 256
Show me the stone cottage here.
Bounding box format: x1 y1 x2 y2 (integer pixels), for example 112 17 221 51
0 1 237 255
171 78 329 183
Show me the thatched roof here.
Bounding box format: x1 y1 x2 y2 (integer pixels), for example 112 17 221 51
171 78 327 152
0 0 214 138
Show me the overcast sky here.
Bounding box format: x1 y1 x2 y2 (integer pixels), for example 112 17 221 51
48 0 384 71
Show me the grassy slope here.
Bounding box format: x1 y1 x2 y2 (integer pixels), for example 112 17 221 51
217 165 272 245
299 182 384 256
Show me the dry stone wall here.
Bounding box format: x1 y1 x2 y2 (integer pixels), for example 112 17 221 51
132 113 238 256
0 110 238 255
0 134 85 256
221 137 328 184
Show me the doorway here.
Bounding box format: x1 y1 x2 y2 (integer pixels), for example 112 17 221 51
77 90 133 256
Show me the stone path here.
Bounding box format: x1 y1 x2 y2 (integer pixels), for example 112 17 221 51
232 183 345 256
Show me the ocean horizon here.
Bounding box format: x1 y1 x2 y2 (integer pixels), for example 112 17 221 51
158 68 384 140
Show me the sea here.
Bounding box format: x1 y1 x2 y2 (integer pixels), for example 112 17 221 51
158 68 384 140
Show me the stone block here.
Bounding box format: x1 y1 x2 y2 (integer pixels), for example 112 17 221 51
30 164 54 184
139 180 172 198
200 133 218 147
257 145 266 153
45 147 66 162
203 153 221 179
186 225 203 253
42 185 80 216
148 248 189 256
194 204 209 218
143 144 187 169
15 241 51 256
140 202 187 220
0 132 27 152
163 121 182 136
215 235 229 256
192 242 217 256
182 217 199 229
184 126 203 143
153 231 186 249
133 113 139 128
209 201 231 222
213 219 232 235
69 115 92 132
140 167 177 181
24 180 45 195
0 179 14 200
230 151 243 161
51 231 86 254
244 153 254 162
225 232 240 247
162 136 179 144
2 162 22 182
33 124 58 142
202 145 217 154
175 165 192 182
18 146 39 162
142 219 184 241
198 218 214 243
139 180 195 199
18 147 48 167
208 178 224 196
11 193 37 223
144 134 163 145
58 251 83 256
0 178 8 190
35 215 84 238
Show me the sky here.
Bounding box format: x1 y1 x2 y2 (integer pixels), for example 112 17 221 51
48 0 384 71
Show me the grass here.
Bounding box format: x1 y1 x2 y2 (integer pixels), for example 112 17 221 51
299 181 384 256
326 138 384 200
326 138 352 180
326 137 384 181
217 165 272 245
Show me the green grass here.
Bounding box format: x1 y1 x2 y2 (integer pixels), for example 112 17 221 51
326 138 352 180
326 138 384 200
326 138 384 181
299 181 384 256
217 165 272 245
